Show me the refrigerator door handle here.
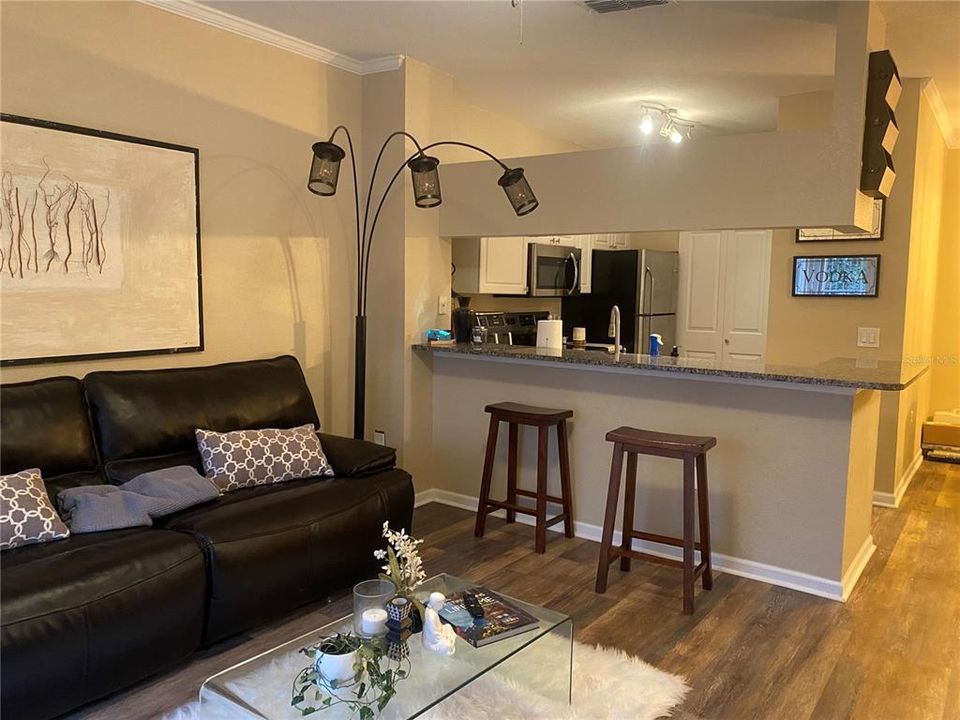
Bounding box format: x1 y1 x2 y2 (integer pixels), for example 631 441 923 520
643 266 654 318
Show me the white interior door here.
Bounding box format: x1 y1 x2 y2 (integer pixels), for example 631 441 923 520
721 230 772 362
677 229 772 362
677 231 725 360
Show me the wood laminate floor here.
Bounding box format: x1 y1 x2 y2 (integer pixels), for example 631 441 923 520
69 460 959 720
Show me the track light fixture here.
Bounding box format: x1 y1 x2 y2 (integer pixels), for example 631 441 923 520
638 104 696 143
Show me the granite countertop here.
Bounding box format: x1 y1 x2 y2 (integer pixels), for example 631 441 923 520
412 343 927 391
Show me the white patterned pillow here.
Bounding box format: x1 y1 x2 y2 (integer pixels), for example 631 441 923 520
195 424 335 492
1 468 71 550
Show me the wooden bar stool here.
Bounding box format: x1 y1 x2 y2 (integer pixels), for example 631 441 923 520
474 402 574 554
595 426 717 614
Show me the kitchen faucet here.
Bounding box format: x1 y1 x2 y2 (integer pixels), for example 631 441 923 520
608 305 621 362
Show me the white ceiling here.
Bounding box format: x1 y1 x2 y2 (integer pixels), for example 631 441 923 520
197 0 958 149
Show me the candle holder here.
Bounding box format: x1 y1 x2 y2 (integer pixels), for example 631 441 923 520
353 579 395 637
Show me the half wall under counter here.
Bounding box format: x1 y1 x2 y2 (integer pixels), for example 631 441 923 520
412 343 927 601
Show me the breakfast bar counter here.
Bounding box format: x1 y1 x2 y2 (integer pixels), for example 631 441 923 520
411 343 925 392
413 343 927 601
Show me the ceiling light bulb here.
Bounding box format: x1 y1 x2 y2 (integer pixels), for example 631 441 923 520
669 128 683 144
640 113 654 135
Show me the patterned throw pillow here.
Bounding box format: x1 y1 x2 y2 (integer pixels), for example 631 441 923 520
195 424 335 492
1 468 71 550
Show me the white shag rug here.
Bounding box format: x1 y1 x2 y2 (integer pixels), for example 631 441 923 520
163 638 687 720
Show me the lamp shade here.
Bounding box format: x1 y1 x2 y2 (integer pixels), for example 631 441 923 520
498 168 538 216
308 141 346 196
408 155 442 208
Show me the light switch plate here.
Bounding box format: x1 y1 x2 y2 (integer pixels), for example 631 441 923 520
857 327 880 348
438 295 450 315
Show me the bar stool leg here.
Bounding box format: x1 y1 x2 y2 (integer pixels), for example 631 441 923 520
557 420 575 538
620 452 638 571
474 414 500 539
595 443 624 593
535 424 549 554
696 452 713 591
506 423 519 524
682 453 696 614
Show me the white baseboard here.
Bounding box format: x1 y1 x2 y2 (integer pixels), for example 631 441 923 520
873 451 923 508
841 534 876 601
415 488 851 602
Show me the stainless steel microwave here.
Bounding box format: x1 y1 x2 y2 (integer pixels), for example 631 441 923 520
528 243 582 297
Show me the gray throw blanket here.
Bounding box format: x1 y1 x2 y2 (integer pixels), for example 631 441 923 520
58 466 219 534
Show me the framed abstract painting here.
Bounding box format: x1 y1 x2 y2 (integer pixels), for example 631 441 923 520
0 114 202 366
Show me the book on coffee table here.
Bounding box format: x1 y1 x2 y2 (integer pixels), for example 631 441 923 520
438 587 541 647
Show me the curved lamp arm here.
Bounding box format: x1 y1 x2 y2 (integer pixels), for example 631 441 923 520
361 139 512 315
326 125 361 311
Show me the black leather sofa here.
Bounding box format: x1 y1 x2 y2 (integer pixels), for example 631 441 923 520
0 356 414 720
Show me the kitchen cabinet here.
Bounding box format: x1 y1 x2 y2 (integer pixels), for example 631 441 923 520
452 236 528 295
592 233 628 249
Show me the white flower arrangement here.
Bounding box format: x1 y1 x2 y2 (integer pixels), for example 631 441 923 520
374 522 426 603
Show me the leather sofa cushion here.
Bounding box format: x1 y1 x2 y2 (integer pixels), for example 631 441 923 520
104 450 203 486
1 528 206 720
160 468 414 643
85 355 320 462
43 469 107 507
318 433 397 477
0 377 99 477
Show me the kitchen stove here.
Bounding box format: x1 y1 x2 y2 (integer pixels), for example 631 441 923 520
474 311 551 346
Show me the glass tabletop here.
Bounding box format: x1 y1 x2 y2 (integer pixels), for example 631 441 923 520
200 574 573 719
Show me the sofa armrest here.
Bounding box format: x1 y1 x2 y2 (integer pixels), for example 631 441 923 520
317 433 397 477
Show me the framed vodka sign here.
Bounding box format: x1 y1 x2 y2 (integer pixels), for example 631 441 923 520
792 255 880 297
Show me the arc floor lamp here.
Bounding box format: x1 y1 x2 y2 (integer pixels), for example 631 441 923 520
308 128 539 439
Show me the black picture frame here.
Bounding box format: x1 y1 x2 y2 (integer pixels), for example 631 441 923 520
0 114 203 366
792 254 881 298
796 197 886 242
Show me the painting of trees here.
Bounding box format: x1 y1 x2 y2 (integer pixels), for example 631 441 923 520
0 163 111 280
1 114 201 367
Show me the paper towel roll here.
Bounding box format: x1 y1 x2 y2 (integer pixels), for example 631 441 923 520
536 320 563 350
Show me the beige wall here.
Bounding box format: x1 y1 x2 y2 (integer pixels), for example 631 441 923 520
0 1 361 436
767 80 953 501
766 82 922 367
931 149 960 410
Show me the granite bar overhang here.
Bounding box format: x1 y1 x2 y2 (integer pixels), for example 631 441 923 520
412 344 927 392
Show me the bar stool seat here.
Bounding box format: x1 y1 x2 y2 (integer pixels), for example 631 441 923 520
475 402 574 554
596 425 716 614
605 427 716 455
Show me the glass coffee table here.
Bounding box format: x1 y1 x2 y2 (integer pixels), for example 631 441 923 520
200 574 572 719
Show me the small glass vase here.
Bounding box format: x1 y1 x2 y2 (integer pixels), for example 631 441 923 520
353 579 396 637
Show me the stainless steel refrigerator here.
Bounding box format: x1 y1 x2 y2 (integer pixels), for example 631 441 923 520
561 249 679 354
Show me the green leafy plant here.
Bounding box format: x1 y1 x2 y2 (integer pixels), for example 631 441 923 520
291 634 410 718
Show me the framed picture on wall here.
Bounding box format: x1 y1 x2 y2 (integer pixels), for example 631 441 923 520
796 197 885 242
792 254 880 297
0 114 202 366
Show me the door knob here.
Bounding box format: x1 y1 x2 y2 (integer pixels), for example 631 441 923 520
724 338 730 345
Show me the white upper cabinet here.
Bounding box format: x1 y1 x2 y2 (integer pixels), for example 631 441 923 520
452 236 528 295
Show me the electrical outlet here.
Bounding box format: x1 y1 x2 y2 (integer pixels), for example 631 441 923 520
857 327 880 348
438 295 450 315
373 430 386 446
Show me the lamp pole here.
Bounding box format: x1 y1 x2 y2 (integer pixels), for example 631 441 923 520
308 129 538 440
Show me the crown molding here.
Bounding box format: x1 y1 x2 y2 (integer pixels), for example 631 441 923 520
139 0 403 76
922 78 960 149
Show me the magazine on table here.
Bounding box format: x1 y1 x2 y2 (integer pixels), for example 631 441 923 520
438 587 540 647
